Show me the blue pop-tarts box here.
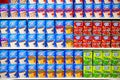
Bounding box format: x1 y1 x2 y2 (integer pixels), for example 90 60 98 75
9 20 18 34
37 64 46 77
37 34 45 47
0 64 8 78
84 4 93 18
8 64 17 78
94 4 103 17
65 64 74 77
19 4 28 17
10 4 18 17
18 64 27 78
37 50 46 64
55 4 64 18
37 20 45 34
46 34 55 47
28 64 36 78
46 20 55 34
74 50 83 64
47 50 55 64
18 20 27 34
28 20 36 34
74 64 83 77
103 3 112 17
56 64 65 77
0 20 8 34
0 4 9 17
46 4 55 18
65 50 74 64
27 50 36 64
74 4 83 18
0 50 8 64
47 64 55 78
0 34 9 47
37 4 46 17
9 50 18 64
18 34 27 47
28 34 36 47
56 34 64 47
9 34 18 47
112 4 120 18
55 20 64 34
65 4 73 18
65 34 74 47
65 20 73 34
28 4 36 17
56 50 64 64
18 50 27 64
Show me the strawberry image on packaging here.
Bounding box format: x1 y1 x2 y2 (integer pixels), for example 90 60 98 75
74 4 83 18
56 4 64 18
74 35 83 47
82 36 92 47
94 4 102 18
112 4 120 18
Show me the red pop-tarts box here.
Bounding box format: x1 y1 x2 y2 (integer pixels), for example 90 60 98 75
74 35 83 47
101 36 111 48
111 36 120 48
92 36 102 48
82 36 92 47
83 20 92 32
102 21 111 32
111 21 120 31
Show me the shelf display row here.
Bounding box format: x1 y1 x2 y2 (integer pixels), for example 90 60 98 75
7 0 120 4
1 20 120 48
0 3 119 18
0 50 120 78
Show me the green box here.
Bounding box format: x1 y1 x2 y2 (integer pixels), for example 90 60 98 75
111 73 120 78
112 50 120 66
93 50 103 66
102 50 112 65
83 50 92 66
84 66 92 77
102 66 112 77
93 66 102 78
112 66 120 73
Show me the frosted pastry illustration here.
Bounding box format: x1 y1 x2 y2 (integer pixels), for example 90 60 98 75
19 71 26 78
9 72 16 78
29 0 36 3
38 0 46 3
19 27 26 33
46 27 54 33
28 70 36 78
28 27 35 33
47 41 54 47
11 11 18 17
28 41 35 47
10 41 17 47
19 40 26 47
1 11 8 17
20 11 27 17
47 10 54 18
10 0 18 4
38 27 44 33
94 0 102 3
56 0 63 3
56 10 64 18
29 11 36 17
20 0 26 3
38 40 45 47
56 41 63 47
113 0 120 3
1 27 7 33
104 0 111 4
19 58 26 64
48 0 54 3
10 58 17 64
1 58 7 64
10 27 16 33
65 0 73 3
85 0 92 4
0 72 7 78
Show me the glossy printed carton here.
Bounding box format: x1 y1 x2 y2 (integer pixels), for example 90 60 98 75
37 50 46 64
101 36 111 48
56 4 64 18
93 50 103 66
84 66 92 77
56 64 64 77
55 20 64 34
18 64 27 78
94 4 102 18
74 35 83 48
82 36 92 47
102 66 112 77
74 50 83 64
65 50 73 64
0 50 8 64
9 50 18 64
65 64 74 77
18 50 27 64
8 64 17 78
111 36 120 48
74 64 83 77
112 4 120 18
56 50 64 64
47 64 55 78
28 50 36 64
102 50 112 65
74 4 83 18
56 34 64 47
28 64 36 78
111 50 120 66
0 64 8 78
111 21 120 35
37 64 46 78
83 50 92 66
65 34 73 48
93 66 103 78
92 36 102 48
65 20 73 34
0 34 9 47
37 4 46 18
0 20 8 34
47 50 55 64
112 66 120 78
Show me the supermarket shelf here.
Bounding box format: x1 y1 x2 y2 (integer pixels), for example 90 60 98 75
0 17 120 20
0 47 120 50
1 78 120 80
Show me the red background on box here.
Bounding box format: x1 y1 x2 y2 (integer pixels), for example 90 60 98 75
0 0 8 3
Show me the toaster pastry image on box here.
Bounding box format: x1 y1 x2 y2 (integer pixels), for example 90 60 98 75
18 20 27 34
0 4 8 17
56 50 64 64
0 20 8 34
37 50 46 64
37 64 46 78
8 64 17 78
9 50 17 64
0 34 9 47
28 50 36 64
56 64 64 78
47 64 55 78
18 50 27 64
37 20 45 34
28 64 36 78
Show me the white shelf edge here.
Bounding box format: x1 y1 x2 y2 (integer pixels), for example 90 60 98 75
0 47 120 50
0 17 120 19
1 78 120 80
